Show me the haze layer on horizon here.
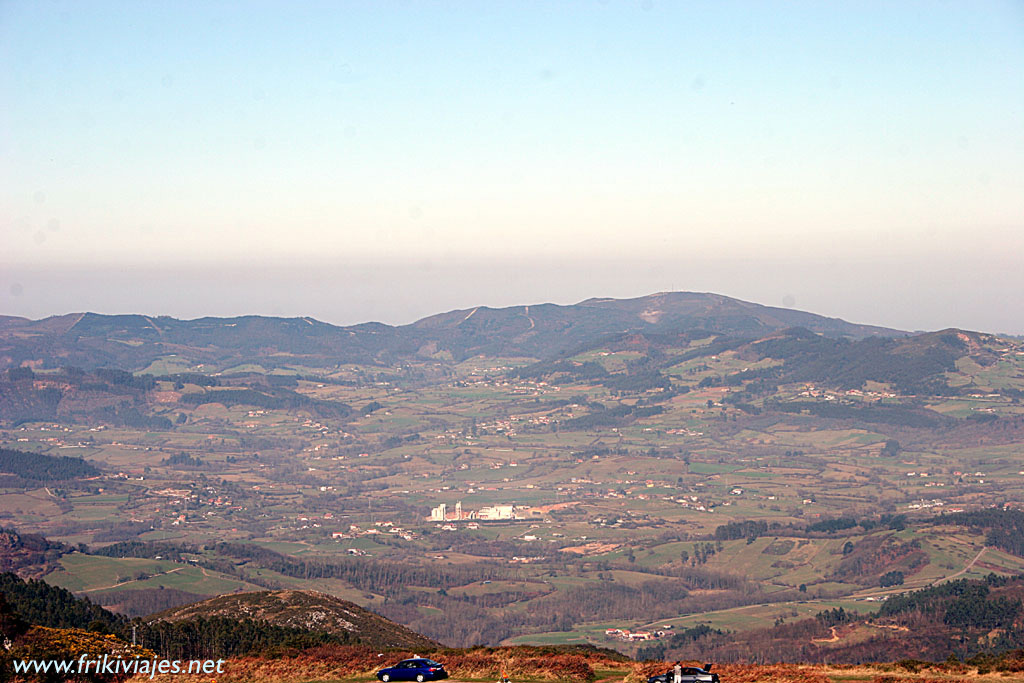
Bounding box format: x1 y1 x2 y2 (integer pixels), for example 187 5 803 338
4 256 1023 337
2 2 1023 333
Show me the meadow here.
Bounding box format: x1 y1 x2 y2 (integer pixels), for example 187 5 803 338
3 331 1024 655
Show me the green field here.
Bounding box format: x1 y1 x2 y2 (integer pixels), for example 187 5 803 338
3 330 1023 653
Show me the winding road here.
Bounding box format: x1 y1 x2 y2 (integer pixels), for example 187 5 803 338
933 546 988 586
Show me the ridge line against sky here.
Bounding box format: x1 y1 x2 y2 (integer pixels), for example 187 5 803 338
2 1 1023 333
4 266 1019 339
7 288 909 331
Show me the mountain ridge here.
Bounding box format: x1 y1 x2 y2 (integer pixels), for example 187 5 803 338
0 291 907 371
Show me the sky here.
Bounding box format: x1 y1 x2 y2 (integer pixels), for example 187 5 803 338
2 1 1023 333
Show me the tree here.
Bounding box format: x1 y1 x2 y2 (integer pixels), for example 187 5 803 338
0 592 28 640
880 571 905 588
7 367 35 381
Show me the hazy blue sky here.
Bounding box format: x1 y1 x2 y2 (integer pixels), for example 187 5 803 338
2 1 1023 332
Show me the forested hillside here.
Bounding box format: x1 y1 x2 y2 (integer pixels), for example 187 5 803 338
0 447 99 481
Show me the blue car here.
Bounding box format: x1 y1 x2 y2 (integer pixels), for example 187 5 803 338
376 658 449 683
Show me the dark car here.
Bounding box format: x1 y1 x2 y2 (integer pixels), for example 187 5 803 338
647 664 719 683
376 658 449 683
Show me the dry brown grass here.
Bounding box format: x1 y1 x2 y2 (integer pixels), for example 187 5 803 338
715 663 830 683
627 661 828 683
126 645 600 683
123 649 1024 683
822 664 1024 683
